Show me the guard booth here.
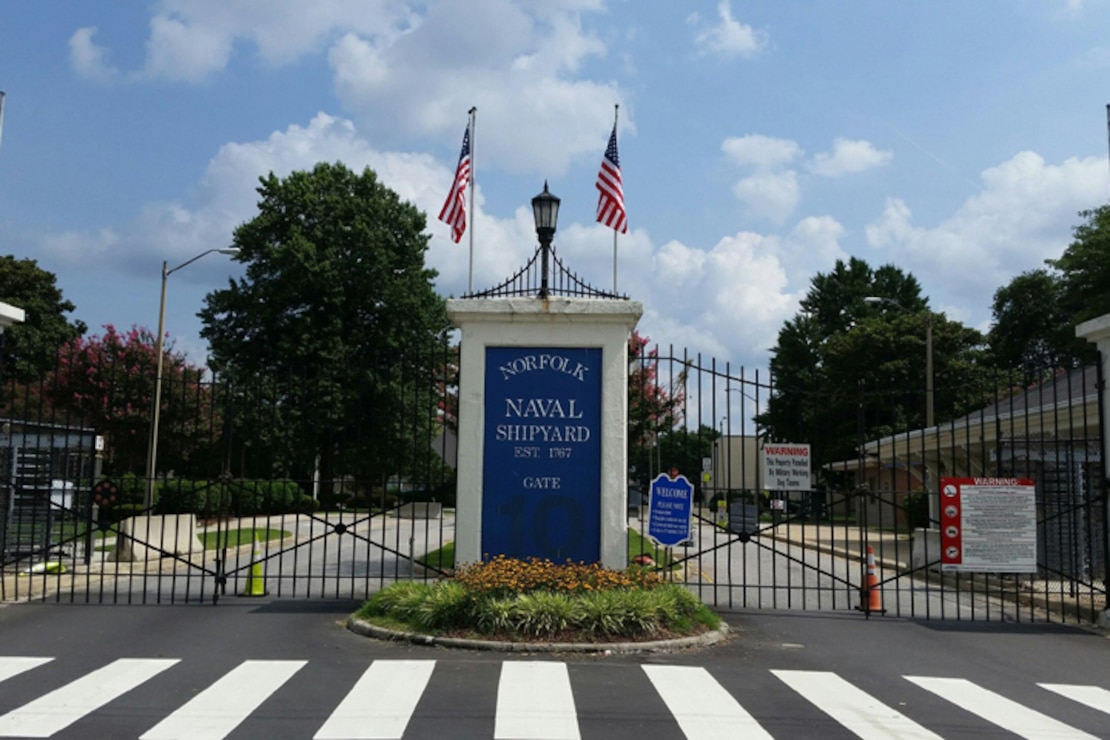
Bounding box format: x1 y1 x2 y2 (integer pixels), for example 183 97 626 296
0 419 100 563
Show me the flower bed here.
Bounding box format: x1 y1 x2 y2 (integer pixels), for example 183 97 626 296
356 555 719 642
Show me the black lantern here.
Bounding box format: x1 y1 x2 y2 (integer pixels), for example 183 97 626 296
531 181 560 297
532 181 560 239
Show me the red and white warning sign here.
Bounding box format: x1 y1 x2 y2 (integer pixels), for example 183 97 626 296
939 477 1037 573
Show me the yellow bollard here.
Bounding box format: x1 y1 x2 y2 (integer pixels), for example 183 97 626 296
241 534 268 597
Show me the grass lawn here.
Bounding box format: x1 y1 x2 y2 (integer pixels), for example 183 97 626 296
197 528 289 550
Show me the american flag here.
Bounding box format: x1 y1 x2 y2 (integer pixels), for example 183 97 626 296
595 123 627 233
438 125 471 243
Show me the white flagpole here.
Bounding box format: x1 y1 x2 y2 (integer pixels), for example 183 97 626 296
0 91 6 158
1105 104 1109 200
612 103 619 294
467 106 476 295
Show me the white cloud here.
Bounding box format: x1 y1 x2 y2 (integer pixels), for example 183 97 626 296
865 151 1110 319
327 1 617 173
732 170 800 223
70 1 622 174
142 14 234 83
68 27 118 83
809 138 893 177
691 1 768 59
722 135 802 170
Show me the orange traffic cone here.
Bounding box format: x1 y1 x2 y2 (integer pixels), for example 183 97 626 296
855 545 886 617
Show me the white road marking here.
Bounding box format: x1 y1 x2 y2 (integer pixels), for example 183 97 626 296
773 669 942 740
1038 683 1110 715
0 658 178 738
643 664 773 739
141 659 306 740
495 661 579 740
314 660 435 739
906 676 1097 739
0 657 52 684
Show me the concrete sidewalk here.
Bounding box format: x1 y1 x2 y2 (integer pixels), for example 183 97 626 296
758 522 917 570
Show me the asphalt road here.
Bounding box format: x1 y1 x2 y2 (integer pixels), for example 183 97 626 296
1 599 1109 738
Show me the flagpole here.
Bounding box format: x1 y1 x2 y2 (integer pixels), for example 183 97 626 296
1105 104 1109 201
0 91 6 159
467 106 476 294
612 104 619 294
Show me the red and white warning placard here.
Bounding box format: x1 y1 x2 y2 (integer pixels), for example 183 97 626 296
939 477 1037 573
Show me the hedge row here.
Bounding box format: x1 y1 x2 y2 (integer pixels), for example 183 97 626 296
155 479 314 517
96 475 314 518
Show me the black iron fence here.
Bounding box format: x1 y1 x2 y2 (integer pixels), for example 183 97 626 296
4 335 1107 623
628 342 1108 624
1 340 458 604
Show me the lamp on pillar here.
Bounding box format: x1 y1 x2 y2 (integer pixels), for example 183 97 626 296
145 247 240 508
531 181 560 298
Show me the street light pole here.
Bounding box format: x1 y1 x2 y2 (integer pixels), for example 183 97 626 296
144 247 239 508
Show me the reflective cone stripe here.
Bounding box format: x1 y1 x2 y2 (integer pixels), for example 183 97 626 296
857 545 885 614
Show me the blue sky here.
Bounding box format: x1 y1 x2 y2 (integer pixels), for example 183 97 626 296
1 0 1108 372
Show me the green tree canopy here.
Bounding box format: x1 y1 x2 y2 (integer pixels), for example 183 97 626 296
0 256 86 382
1051 205 1110 325
199 162 449 485
987 269 1084 372
761 257 985 470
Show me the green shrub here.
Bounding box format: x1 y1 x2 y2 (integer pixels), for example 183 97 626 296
415 582 472 630
903 491 929 530
156 480 222 517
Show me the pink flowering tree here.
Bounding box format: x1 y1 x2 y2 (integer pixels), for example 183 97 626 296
47 325 221 477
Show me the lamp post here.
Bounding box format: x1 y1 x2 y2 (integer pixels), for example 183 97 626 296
144 247 239 508
531 182 560 298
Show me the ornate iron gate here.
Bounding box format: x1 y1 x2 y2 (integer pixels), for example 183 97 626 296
628 344 1109 623
1 342 457 605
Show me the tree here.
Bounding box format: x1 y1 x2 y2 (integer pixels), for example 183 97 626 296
0 256 86 382
1051 205 1110 325
760 257 985 469
43 325 219 477
199 162 449 489
987 269 1084 373
627 330 688 484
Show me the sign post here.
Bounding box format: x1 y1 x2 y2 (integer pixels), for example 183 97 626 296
762 443 812 491
647 472 694 547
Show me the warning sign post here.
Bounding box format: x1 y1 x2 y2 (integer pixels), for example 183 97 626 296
762 443 812 491
939 477 1037 573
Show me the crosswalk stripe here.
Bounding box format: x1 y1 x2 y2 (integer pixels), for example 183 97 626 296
314 660 435 740
0 657 52 684
0 658 178 738
140 660 306 740
495 661 579 740
772 670 942 740
905 676 1098 740
642 665 772 739
1039 683 1110 715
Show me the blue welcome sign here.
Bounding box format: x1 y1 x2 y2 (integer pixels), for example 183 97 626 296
482 347 602 563
647 473 694 547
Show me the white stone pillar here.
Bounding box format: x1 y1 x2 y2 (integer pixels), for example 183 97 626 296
448 297 642 569
1076 313 1110 627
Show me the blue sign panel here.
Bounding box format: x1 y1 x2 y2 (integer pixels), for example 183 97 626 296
647 473 693 547
482 347 602 563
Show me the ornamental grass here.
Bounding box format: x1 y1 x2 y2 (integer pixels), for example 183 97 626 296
356 556 718 641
